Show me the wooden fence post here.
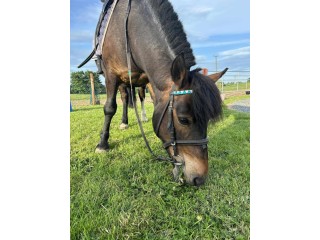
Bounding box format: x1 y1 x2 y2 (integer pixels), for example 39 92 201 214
90 72 96 105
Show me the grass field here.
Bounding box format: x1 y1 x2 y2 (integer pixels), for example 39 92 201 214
70 94 250 239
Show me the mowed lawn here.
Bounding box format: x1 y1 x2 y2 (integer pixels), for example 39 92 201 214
70 94 250 240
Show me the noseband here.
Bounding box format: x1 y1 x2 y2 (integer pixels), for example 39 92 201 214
155 87 209 174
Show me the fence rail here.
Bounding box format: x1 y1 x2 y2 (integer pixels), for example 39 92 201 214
71 70 250 108
205 69 250 93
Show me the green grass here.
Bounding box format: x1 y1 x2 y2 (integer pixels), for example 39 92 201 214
70 96 250 239
223 94 250 105
70 94 106 100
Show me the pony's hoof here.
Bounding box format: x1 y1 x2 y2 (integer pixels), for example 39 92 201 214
119 123 128 130
95 147 108 153
95 144 109 153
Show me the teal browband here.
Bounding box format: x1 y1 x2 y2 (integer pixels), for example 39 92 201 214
171 90 193 95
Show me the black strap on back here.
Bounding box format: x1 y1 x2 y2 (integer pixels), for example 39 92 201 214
78 0 116 69
77 49 96 68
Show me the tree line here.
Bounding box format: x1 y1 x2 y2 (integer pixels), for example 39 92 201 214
70 71 105 94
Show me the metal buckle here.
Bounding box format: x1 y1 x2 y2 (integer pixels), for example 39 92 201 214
174 161 183 166
171 141 176 146
172 163 184 183
172 155 183 164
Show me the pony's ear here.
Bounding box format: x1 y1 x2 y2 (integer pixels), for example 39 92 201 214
208 67 228 83
171 53 187 89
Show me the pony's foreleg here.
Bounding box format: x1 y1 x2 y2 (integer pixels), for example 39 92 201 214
119 84 129 130
138 86 148 122
95 73 119 153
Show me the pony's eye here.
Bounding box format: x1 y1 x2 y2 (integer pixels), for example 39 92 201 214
178 117 190 125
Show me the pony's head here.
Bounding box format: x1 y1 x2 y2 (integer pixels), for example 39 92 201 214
153 54 223 186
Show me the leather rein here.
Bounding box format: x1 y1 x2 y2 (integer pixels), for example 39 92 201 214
123 0 208 180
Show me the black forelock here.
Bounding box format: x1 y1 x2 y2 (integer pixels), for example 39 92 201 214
190 71 223 130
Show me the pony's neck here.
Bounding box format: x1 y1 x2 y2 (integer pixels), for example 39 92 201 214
150 79 174 106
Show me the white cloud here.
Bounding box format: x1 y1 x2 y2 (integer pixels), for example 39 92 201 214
170 0 250 39
195 55 208 62
192 39 249 49
70 31 94 42
219 46 250 59
193 7 214 14
217 47 250 72
70 0 249 73
193 46 250 72
71 3 101 24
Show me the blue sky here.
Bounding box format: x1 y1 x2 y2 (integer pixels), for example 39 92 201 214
70 0 250 81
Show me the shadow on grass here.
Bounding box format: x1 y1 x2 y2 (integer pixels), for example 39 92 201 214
228 105 250 113
71 108 95 113
71 106 103 112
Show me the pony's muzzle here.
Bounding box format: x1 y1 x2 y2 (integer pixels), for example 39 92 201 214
193 176 205 186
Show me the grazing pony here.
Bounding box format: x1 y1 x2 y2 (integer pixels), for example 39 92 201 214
96 0 223 185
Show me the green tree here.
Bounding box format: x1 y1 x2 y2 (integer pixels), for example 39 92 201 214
70 71 105 94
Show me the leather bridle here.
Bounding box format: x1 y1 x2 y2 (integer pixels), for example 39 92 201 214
155 87 209 179
123 0 208 181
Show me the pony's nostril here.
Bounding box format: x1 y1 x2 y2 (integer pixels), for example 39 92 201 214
193 177 205 186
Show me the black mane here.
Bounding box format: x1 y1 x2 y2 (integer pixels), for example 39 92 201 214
190 70 223 130
149 0 196 68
